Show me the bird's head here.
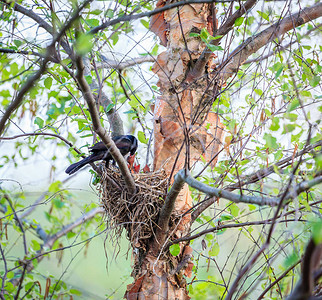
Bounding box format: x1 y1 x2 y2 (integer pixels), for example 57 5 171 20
128 135 138 155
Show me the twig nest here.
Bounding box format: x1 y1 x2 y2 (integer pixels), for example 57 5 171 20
99 167 168 250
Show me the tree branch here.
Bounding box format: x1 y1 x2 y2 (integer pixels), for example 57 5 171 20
0 56 49 136
1 0 54 34
83 58 124 136
75 56 136 194
182 169 279 206
95 56 156 71
89 0 237 35
192 140 322 221
189 0 257 81
217 2 322 82
10 207 104 286
169 199 322 247
0 1 93 136
154 170 185 250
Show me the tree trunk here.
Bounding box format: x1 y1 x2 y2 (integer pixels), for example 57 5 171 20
125 1 224 298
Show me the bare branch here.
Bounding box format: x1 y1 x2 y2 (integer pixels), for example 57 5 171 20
154 171 185 250
83 58 124 136
218 2 322 81
43 207 104 249
0 55 49 136
95 56 156 71
285 239 322 300
10 207 103 286
189 0 257 80
0 244 7 300
182 169 279 206
243 23 322 64
1 0 54 34
192 140 322 220
89 0 238 35
0 1 93 136
75 56 136 194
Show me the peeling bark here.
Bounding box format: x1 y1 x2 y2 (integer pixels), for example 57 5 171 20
127 1 223 298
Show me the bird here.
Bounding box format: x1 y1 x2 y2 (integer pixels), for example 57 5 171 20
65 135 138 175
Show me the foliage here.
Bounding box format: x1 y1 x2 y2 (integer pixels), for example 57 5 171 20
0 0 321 299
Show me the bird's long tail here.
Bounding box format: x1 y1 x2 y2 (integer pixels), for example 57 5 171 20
65 156 95 175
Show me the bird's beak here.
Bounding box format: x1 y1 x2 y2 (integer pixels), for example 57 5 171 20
127 154 135 169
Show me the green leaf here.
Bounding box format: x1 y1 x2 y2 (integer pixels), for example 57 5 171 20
13 39 23 47
315 154 322 171
138 131 148 144
312 219 322 243
263 133 278 149
31 240 41 251
169 244 180 256
34 117 44 128
89 9 102 15
208 44 224 52
48 181 62 193
275 65 284 79
208 242 219 256
44 77 53 89
70 289 82 296
234 17 244 26
220 215 233 221
285 113 298 121
309 75 320 87
75 33 94 55
283 251 299 268
229 204 240 217
287 99 300 112
282 124 296 133
105 103 115 113
257 10 269 21
208 35 223 41
189 32 200 37
140 19 149 29
86 18 99 27
105 9 114 18
270 117 280 131
53 198 65 209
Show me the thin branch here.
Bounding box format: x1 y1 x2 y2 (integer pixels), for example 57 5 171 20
217 2 322 82
83 58 124 136
95 56 156 71
0 244 7 300
0 1 93 136
4 194 28 255
43 207 104 249
0 132 73 147
1 0 53 34
189 0 257 81
243 23 322 64
226 131 311 299
181 169 279 206
10 207 103 286
192 140 322 221
154 171 185 251
0 48 52 60
167 218 304 247
75 56 136 194
89 0 240 35
0 56 49 135
170 198 322 247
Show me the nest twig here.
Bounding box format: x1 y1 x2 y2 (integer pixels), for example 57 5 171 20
99 167 168 250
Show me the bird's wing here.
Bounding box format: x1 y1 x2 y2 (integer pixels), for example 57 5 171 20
90 142 107 152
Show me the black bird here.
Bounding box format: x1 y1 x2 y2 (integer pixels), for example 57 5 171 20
65 135 138 175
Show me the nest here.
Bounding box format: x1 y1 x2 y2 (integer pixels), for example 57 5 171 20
99 167 168 250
